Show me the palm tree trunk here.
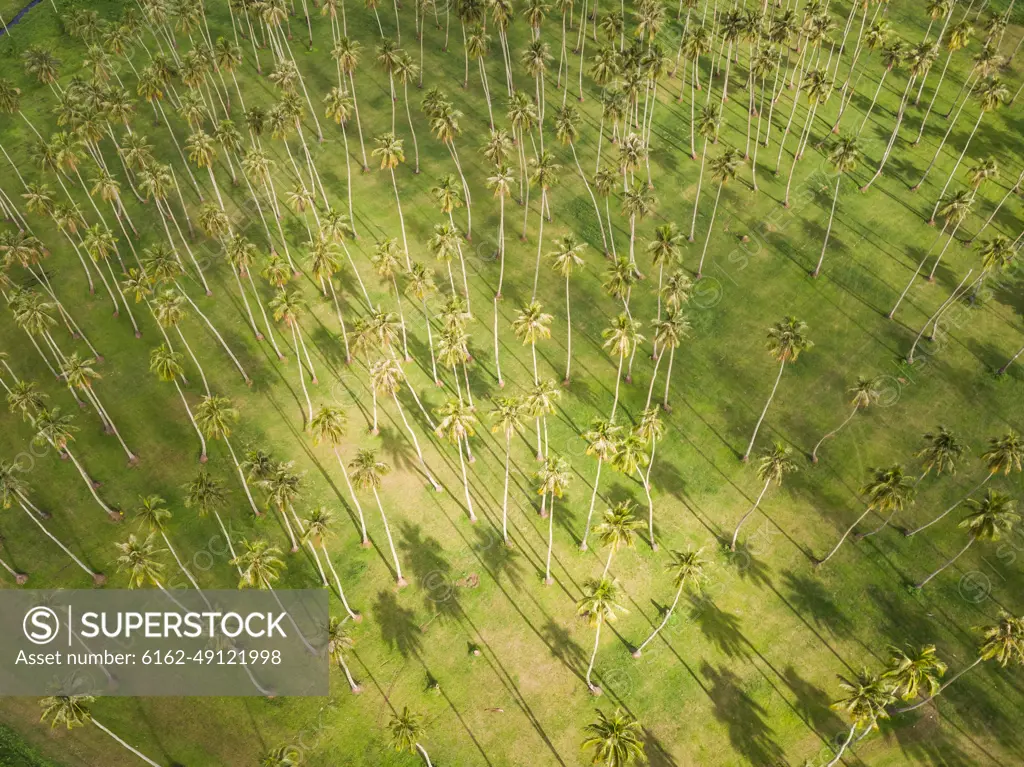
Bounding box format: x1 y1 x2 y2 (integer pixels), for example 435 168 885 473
457 436 477 522
697 182 725 278
609 354 625 421
916 536 975 588
731 478 771 550
929 110 986 223
415 743 434 767
19 500 102 583
813 173 843 277
811 404 859 462
817 505 875 565
372 487 406 586
998 342 1024 375
906 474 991 536
824 724 858 767
744 359 785 460
888 221 952 319
544 492 555 584
585 615 603 691
64 448 121 520
392 394 442 491
90 720 162 767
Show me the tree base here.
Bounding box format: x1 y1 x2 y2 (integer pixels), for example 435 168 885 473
93 573 107 586
14 573 28 585
588 684 603 696
543 576 554 586
397 577 409 588
631 649 642 659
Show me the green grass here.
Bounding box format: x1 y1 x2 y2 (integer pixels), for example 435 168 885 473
0 723 63 767
1 0 1024 765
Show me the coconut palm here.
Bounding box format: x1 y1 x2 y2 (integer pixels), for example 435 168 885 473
889 191 975 321
689 104 721 243
916 426 968 479
39 696 162 767
538 454 571 585
487 164 516 298
350 448 406 586
632 547 709 658
0 460 104 584
372 132 412 269
896 612 1024 712
594 501 643 576
149 345 206 462
577 576 625 695
696 147 741 279
371 237 412 362
194 395 262 519
811 376 881 463
883 645 947 703
327 616 362 693
817 466 916 565
826 670 896 767
553 103 607 253
388 707 432 765
184 468 240 574
907 432 1022 537
528 151 562 297
512 300 553 387
309 406 371 548
928 78 1010 225
581 707 646 766
135 494 205 597
646 309 690 411
32 407 120 521
814 135 861 278
269 288 317 423
258 461 303 554
549 234 587 383
602 313 644 422
731 443 798 551
434 398 479 523
916 490 1019 589
743 317 813 461
580 419 622 551
489 396 525 545
306 508 360 621
232 538 285 590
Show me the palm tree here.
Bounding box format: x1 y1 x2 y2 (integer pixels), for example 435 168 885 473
814 135 861 278
731 443 798 551
696 147 741 279
689 104 721 243
194 395 262 518
388 707 433 766
916 490 1019 589
602 313 644 421
259 461 304 554
184 468 240 574
826 670 896 767
350 448 406 586
305 508 360 621
890 191 975 320
33 407 120 521
372 132 412 269
621 182 655 270
549 234 587 384
577 576 625 695
310 406 371 548
647 223 682 324
594 501 643 576
632 547 708 658
489 396 525 545
581 707 646 766
916 426 968 479
927 78 1010 225
896 612 1024 712
538 454 571 584
372 237 412 362
580 419 622 551
434 398 479 523
327 616 362 693
0 460 104 585
269 288 317 424
528 151 562 296
743 317 812 461
512 300 553 387
135 495 205 597
232 538 285 590
646 309 690 411
811 377 881 463
816 465 916 565
553 103 607 253
883 645 947 704
907 432 1022 537
39 696 162 767
149 345 206 462
487 164 516 298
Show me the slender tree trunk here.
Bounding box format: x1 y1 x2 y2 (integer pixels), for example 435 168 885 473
743 360 785 460
811 404 859 463
906 474 991 536
585 616 603 692
916 536 975 588
817 505 875 565
731 478 771 550
373 487 406 586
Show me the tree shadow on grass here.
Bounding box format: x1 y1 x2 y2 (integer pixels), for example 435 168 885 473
780 570 854 637
372 589 422 659
701 662 787 766
642 728 681 767
540 618 586 679
782 665 846 739
398 521 461 623
688 597 750 660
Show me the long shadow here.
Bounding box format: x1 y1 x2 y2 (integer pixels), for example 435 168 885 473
701 662 787 765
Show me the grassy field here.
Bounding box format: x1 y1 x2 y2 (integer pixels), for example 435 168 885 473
2 0 1024 765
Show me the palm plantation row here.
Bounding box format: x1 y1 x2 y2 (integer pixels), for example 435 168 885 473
0 0 1023 763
